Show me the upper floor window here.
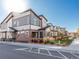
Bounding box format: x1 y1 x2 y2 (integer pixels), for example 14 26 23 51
13 20 17 27
12 15 30 27
31 16 41 26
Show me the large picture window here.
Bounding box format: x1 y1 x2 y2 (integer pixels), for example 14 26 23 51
12 15 30 27
31 16 41 26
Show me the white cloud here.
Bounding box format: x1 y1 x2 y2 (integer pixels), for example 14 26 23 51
2 0 29 13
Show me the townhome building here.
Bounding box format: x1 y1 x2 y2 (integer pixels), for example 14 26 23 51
0 9 68 43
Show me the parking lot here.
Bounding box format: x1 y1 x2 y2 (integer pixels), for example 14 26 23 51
0 42 79 59
16 46 79 59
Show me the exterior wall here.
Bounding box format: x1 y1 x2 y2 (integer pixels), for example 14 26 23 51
6 32 14 39
12 12 31 42
0 32 6 41
12 11 42 42
0 32 2 39
0 23 7 31
0 14 12 40
12 10 42 30
12 14 30 28
13 25 30 31
0 15 13 40
13 11 30 19
39 16 47 28
30 25 41 30
50 26 54 30
0 18 14 40
30 11 41 30
12 14 30 27
7 18 13 31
16 30 30 42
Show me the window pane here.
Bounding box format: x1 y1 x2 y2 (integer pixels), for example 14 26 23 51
12 15 29 27
31 16 40 26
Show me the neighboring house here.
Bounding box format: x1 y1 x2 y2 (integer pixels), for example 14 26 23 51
41 23 68 41
69 32 77 39
0 9 68 43
76 28 79 37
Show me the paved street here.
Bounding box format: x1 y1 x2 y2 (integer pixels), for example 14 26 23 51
0 42 79 59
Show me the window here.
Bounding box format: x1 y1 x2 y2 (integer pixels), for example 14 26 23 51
13 15 30 27
19 15 29 26
14 21 17 25
40 32 43 38
31 17 35 25
36 19 40 26
12 20 17 27
32 32 37 38
31 16 40 26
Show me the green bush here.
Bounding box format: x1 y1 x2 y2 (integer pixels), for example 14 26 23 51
65 39 73 45
44 37 74 46
48 40 55 44
50 41 54 44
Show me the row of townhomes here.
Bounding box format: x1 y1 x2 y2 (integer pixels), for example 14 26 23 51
0 9 68 43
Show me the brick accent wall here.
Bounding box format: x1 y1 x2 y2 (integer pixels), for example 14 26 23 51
16 31 30 42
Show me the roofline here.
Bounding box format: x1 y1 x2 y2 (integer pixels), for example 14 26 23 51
1 12 13 24
39 15 48 21
21 9 42 20
1 9 47 24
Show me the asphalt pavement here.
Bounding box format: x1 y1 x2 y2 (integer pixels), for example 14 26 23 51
0 42 79 59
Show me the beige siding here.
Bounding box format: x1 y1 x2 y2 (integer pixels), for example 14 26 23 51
14 25 30 30
30 25 41 30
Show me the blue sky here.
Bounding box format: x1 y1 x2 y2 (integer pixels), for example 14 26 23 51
0 0 79 32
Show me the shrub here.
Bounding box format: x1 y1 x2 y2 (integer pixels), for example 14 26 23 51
48 40 54 44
